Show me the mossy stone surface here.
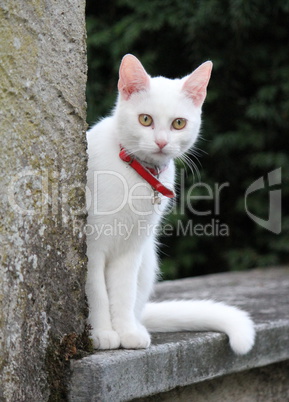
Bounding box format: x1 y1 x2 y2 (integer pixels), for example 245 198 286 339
0 1 87 400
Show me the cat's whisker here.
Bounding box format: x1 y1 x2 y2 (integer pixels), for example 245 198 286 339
187 149 204 179
179 154 195 181
187 146 207 158
177 155 192 180
178 156 187 176
177 153 201 183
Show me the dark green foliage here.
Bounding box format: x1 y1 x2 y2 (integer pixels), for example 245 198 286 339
86 0 289 279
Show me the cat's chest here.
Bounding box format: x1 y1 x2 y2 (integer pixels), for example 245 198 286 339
91 165 171 222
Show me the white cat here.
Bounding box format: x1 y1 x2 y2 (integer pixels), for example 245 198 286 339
85 54 255 355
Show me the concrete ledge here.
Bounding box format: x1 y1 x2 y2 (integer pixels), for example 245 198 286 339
68 267 289 401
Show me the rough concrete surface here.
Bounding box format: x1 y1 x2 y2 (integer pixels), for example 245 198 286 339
69 267 289 402
134 360 289 402
0 1 87 400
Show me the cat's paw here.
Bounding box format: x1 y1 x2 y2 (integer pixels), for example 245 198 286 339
119 327 151 349
91 330 121 350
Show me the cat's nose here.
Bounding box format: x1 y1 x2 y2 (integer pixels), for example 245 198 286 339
155 140 168 149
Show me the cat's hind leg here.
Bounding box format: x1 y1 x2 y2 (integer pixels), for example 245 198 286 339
86 245 120 349
134 239 158 321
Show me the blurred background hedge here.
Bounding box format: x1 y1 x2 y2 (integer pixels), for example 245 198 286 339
86 0 289 279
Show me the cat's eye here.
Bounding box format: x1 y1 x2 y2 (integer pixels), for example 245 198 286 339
172 118 187 130
139 114 153 127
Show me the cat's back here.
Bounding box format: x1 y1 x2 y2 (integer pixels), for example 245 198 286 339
87 116 115 151
87 116 119 168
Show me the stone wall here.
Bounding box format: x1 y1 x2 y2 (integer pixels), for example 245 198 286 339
69 267 289 401
136 360 289 402
0 1 87 400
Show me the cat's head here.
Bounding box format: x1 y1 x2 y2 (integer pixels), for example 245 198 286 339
115 54 212 166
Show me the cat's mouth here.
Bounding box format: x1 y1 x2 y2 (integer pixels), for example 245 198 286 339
132 151 170 169
124 144 173 167
153 150 165 155
152 145 172 156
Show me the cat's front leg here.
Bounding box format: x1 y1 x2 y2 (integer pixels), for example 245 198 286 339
106 252 151 349
86 246 120 349
119 324 151 349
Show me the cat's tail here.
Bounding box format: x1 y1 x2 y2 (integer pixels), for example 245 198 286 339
141 300 255 355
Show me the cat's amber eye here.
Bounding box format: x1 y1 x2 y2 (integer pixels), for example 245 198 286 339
172 118 187 130
139 114 153 127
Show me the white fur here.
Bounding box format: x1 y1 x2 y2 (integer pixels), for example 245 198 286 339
85 55 255 355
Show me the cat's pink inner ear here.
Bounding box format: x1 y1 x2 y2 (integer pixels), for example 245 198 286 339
118 54 150 100
182 61 213 107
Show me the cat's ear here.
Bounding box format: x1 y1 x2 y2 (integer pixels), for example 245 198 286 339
118 54 150 100
182 61 213 107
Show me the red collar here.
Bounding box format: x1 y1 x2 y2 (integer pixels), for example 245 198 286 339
119 147 175 199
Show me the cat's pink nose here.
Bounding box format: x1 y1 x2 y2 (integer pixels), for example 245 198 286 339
155 140 168 149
